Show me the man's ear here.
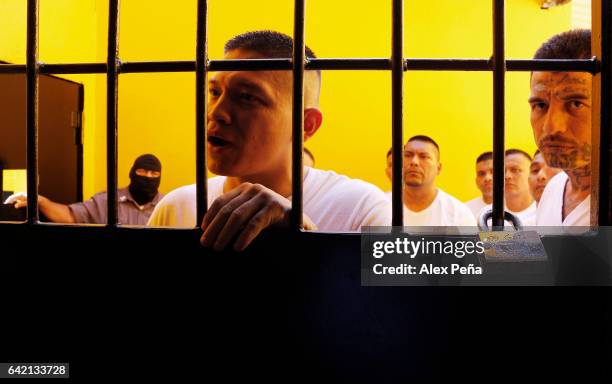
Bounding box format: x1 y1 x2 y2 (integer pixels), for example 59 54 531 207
303 108 323 142
437 162 442 176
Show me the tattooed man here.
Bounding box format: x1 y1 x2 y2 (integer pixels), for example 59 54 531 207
529 29 592 226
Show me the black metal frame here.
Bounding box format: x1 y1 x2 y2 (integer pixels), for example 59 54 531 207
1 0 609 230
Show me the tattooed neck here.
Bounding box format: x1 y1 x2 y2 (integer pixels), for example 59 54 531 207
566 165 591 191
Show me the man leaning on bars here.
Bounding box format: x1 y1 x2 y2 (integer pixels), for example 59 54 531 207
529 29 592 226
147 30 392 250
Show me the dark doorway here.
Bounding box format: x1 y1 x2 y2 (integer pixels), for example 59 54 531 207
0 68 84 204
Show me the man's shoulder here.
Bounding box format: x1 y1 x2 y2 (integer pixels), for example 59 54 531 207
438 189 470 208
538 171 567 207
437 189 477 226
303 168 391 229
157 176 226 207
159 184 197 205
465 197 483 207
305 167 386 198
79 190 109 205
546 171 568 192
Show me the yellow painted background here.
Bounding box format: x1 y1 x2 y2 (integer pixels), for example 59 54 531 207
1 0 572 201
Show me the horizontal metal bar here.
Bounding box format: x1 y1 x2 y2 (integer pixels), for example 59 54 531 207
39 63 107 74
506 57 599 74
1 58 601 74
406 58 490 71
120 60 194 73
308 58 391 70
208 58 292 71
0 64 27 73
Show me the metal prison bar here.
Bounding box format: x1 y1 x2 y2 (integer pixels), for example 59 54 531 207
3 0 609 229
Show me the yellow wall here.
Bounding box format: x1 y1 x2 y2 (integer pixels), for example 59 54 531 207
2 0 573 202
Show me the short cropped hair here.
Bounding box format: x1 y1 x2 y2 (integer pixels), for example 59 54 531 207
533 29 591 60
225 30 321 82
476 151 493 164
505 148 532 162
533 149 540 158
407 135 440 154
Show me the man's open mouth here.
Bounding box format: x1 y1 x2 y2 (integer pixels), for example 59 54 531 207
207 135 231 147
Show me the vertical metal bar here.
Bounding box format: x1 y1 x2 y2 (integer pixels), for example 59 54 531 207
492 0 505 229
107 0 120 226
598 0 611 225
26 0 39 224
76 85 84 202
391 0 404 227
290 0 305 230
196 0 208 226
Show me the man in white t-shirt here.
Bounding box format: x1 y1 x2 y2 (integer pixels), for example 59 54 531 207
384 147 393 199
148 31 391 250
529 30 592 226
401 135 476 227
465 151 493 220
528 150 562 205
478 149 537 227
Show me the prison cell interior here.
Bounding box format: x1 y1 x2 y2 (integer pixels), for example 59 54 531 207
0 0 611 381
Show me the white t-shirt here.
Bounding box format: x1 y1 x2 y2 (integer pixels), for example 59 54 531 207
403 189 477 226
479 201 537 228
148 167 392 231
465 196 488 221
536 171 590 226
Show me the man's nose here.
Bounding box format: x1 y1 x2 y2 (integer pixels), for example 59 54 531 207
541 101 566 136
537 168 548 183
408 155 420 166
504 168 512 180
207 96 232 126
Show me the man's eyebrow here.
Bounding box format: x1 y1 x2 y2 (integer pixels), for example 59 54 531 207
558 92 590 100
232 80 267 93
528 96 546 104
208 77 273 98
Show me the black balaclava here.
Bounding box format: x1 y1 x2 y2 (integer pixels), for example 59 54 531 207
128 154 162 205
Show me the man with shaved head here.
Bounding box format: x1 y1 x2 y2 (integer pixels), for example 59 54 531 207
465 151 493 220
478 149 537 227
401 135 476 226
149 30 391 250
528 150 562 205
529 29 592 226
